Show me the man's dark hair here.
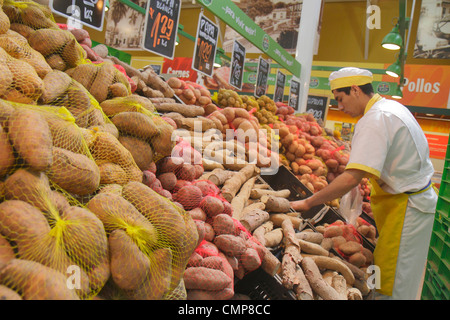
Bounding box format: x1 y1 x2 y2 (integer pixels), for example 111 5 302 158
335 83 374 95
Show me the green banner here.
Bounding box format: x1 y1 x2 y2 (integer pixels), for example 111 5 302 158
308 76 398 96
196 0 301 76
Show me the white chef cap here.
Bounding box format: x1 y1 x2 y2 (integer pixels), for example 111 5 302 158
329 67 373 90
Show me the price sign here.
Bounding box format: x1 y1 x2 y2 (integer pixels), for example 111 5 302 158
255 56 270 98
229 40 246 90
50 0 106 31
192 13 219 77
288 78 301 111
306 95 329 122
143 0 181 59
274 70 286 103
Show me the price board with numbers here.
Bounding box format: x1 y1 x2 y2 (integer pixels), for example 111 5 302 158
229 40 246 90
306 95 329 122
288 78 300 111
50 0 106 31
274 70 286 103
143 0 181 60
192 13 219 77
255 56 270 98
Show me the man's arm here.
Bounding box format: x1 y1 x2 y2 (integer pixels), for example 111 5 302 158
290 169 367 211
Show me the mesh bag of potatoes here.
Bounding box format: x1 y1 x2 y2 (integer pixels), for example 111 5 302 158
97 94 176 170
0 102 112 300
88 181 199 300
2 0 88 72
66 60 132 103
39 69 120 137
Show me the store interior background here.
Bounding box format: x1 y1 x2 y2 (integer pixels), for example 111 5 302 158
50 0 450 184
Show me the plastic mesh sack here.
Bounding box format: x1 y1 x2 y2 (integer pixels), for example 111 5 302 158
87 181 198 300
0 101 111 300
66 60 132 103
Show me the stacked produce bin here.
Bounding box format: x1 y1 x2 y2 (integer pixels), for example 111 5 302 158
421 141 450 300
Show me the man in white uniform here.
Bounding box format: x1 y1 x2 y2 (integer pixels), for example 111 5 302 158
290 67 438 299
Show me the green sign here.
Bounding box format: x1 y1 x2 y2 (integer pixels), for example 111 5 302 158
195 0 301 76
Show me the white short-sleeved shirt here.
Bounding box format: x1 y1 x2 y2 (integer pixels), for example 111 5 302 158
346 94 437 212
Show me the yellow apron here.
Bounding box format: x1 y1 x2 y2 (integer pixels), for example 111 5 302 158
369 179 434 296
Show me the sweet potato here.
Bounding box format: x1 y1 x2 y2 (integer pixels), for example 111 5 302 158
98 162 129 185
48 147 100 196
240 247 262 272
0 285 22 300
118 135 154 171
39 70 72 103
204 222 215 242
200 196 224 217
8 108 52 171
109 229 150 291
0 125 14 177
28 28 72 57
89 61 116 102
175 185 203 210
4 168 54 214
213 213 238 236
0 259 80 300
112 111 159 141
0 234 15 270
183 267 232 291
87 192 158 248
214 234 247 257
157 172 177 191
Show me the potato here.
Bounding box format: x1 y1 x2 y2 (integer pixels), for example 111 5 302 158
240 247 261 272
8 108 52 171
150 116 175 157
0 259 80 300
212 213 238 236
87 192 158 248
0 62 13 97
98 162 129 185
90 131 137 168
0 125 14 177
0 285 22 300
118 135 154 171
109 229 150 291
324 225 344 238
112 111 159 141
48 147 100 196
4 168 54 214
89 61 116 102
348 252 366 268
28 28 72 57
39 70 72 104
0 234 15 270
60 206 110 290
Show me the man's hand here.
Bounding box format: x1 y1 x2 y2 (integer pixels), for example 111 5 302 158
290 199 311 212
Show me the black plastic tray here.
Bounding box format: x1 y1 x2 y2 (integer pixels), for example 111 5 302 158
234 268 296 300
259 164 328 220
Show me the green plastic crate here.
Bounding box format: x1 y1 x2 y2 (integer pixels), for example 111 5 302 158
422 142 450 300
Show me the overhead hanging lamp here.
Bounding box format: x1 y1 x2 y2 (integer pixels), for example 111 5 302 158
381 23 403 50
386 57 402 78
392 85 403 99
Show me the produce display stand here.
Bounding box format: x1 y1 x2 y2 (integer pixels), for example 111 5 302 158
2 0 445 302
421 141 450 300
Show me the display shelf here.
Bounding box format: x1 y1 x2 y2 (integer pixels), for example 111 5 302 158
234 268 296 300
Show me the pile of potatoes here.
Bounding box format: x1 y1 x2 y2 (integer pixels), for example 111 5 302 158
167 77 218 116
182 181 266 300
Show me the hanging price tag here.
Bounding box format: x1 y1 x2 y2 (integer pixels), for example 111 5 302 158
50 0 106 31
274 70 286 103
229 40 246 90
255 56 270 98
288 78 301 111
192 13 219 77
142 0 181 59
